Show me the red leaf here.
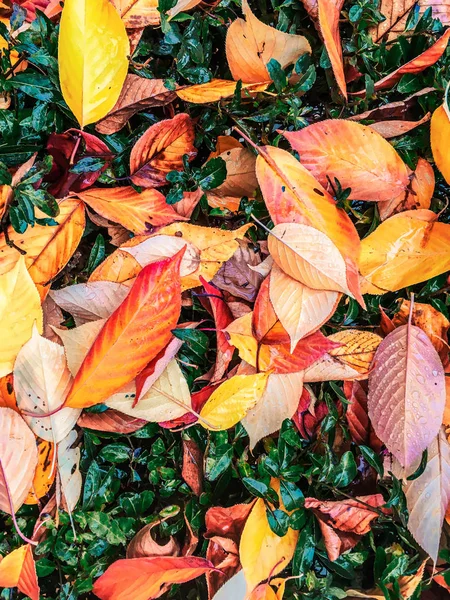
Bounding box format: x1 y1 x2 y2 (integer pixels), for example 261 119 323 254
205 502 255 542
46 129 113 197
182 439 203 497
200 277 235 382
92 556 217 600
343 380 370 445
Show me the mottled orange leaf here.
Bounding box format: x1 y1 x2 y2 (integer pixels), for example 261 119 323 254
113 0 160 27
65 251 183 408
130 114 196 188
431 102 450 185
176 79 268 103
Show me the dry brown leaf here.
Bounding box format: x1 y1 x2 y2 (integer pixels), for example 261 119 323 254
225 0 311 83
96 75 177 134
368 112 431 138
127 520 180 559
212 240 263 302
372 0 450 41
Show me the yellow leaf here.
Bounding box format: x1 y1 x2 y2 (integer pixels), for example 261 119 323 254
328 329 382 373
240 479 299 590
0 257 43 378
199 372 269 430
359 215 450 292
25 440 55 505
431 103 450 185
58 0 129 128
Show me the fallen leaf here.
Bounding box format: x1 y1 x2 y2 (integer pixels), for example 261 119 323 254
52 320 106 376
431 102 450 185
0 257 43 377
252 275 288 345
255 145 363 306
58 0 129 127
176 79 268 103
57 429 82 514
269 260 340 352
172 188 204 219
368 322 445 468
392 299 450 365
200 278 234 382
283 120 409 202
46 129 114 198
106 359 192 423
0 197 86 297
206 148 258 212
205 502 255 542
0 407 38 514
225 0 310 83
25 440 55 504
50 281 130 326
242 371 304 450
377 157 434 221
373 0 450 41
395 427 450 562
14 326 80 443
212 240 263 302
368 112 431 139
130 114 197 188
77 187 185 234
0 545 39 600
240 479 298 590
344 381 371 446
182 438 203 496
206 535 241 599
113 0 160 27
92 556 217 600
89 249 142 285
127 521 180 559
317 0 346 98
64 251 183 408
360 215 450 293
96 75 177 134
327 329 382 373
77 409 146 434
0 374 17 412
353 29 450 95
135 335 184 402
199 372 269 430
42 296 65 344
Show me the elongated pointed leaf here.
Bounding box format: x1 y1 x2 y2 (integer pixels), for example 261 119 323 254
0 545 39 600
92 556 217 600
65 251 183 408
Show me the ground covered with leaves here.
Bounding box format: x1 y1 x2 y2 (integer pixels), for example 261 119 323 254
1 0 450 598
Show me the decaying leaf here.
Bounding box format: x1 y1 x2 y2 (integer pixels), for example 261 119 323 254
395 427 450 562
77 187 185 234
368 322 445 468
373 0 450 41
50 281 130 327
200 372 269 430
77 409 146 434
113 0 159 28
57 429 82 515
